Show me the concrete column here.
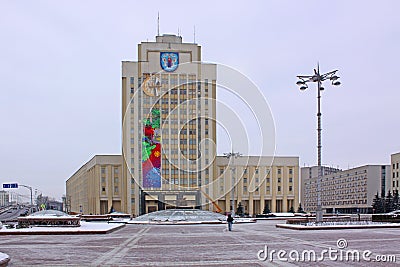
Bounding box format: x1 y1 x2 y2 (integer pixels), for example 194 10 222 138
249 193 254 216
283 196 288 212
260 195 265 214
271 198 276 213
225 197 230 213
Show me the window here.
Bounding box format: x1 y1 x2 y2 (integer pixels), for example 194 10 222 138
278 178 281 183
266 186 270 191
266 178 270 183
255 168 259 174
278 168 281 175
114 177 119 184
278 186 281 192
289 186 293 191
114 186 119 193
114 168 119 174
101 167 106 174
220 168 224 175
255 178 259 183
244 168 247 174
397 163 399 169
243 186 247 192
243 178 247 184
101 177 106 183
289 168 293 175
289 178 293 183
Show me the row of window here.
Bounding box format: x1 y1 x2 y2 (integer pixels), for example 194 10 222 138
100 167 119 174
220 167 294 175
101 186 119 194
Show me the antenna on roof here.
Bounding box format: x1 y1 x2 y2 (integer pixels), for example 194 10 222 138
157 12 160 36
178 27 180 36
193 25 196 43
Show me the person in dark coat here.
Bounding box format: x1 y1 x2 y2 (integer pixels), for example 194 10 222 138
227 214 234 231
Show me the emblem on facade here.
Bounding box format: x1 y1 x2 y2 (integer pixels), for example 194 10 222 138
142 76 161 97
160 52 179 72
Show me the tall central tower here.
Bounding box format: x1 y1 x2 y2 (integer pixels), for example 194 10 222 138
122 34 216 215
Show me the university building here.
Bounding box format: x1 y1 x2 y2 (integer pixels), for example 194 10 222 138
66 155 123 215
301 165 390 214
215 156 299 214
66 34 300 216
121 34 217 215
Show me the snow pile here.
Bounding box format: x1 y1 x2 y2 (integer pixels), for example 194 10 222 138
0 221 123 234
0 252 10 265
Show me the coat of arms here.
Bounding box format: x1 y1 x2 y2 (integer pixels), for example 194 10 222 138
160 52 179 72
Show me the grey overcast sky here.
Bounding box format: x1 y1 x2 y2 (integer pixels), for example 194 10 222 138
1 1 399 200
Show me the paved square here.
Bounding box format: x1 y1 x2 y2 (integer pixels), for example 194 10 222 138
1 220 399 266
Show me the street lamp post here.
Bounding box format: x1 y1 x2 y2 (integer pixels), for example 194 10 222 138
296 64 341 223
19 184 33 214
224 151 242 217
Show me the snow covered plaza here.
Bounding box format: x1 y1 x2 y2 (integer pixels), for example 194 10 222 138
1 220 399 266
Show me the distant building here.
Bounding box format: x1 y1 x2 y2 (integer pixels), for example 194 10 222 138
391 152 400 192
300 166 341 207
66 155 123 214
216 156 300 215
0 190 10 206
302 165 390 214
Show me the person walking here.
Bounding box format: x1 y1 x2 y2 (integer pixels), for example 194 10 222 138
227 214 234 231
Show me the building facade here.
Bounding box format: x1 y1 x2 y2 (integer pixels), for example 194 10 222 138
65 35 301 217
122 34 216 215
215 156 300 215
391 152 400 192
66 155 123 214
302 165 390 214
300 166 341 209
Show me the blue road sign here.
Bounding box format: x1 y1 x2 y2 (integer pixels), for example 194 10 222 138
2 183 18 189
